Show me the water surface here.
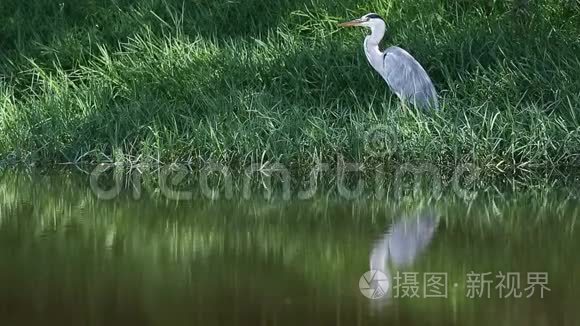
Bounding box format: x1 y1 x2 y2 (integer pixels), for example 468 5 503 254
0 172 578 325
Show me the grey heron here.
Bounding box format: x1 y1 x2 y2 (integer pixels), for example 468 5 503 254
339 13 439 109
370 210 439 273
369 209 439 305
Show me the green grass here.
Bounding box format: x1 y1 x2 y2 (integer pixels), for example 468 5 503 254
1 0 580 183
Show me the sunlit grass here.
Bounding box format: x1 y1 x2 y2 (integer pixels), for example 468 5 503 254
0 0 579 183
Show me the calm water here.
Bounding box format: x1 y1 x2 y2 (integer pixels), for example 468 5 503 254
0 172 579 325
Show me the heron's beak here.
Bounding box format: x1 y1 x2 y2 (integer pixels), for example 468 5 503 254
338 18 364 27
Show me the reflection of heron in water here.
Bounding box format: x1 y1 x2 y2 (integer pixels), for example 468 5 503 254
369 209 439 304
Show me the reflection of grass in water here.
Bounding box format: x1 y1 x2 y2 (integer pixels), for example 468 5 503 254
1 171 579 270
0 172 384 291
0 1 579 183
1 171 580 324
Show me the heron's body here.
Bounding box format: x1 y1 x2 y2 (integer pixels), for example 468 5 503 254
370 210 439 272
340 13 438 109
368 209 439 306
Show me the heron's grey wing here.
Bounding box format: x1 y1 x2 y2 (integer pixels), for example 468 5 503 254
370 210 439 271
386 211 439 267
381 47 438 109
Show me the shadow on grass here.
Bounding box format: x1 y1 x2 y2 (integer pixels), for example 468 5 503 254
0 0 358 66
395 0 580 106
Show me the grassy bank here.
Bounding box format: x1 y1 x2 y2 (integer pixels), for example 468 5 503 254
1 0 580 182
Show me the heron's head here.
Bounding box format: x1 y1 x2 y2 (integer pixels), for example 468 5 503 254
338 13 386 30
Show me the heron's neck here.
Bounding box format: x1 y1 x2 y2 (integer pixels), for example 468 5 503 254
364 24 386 71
